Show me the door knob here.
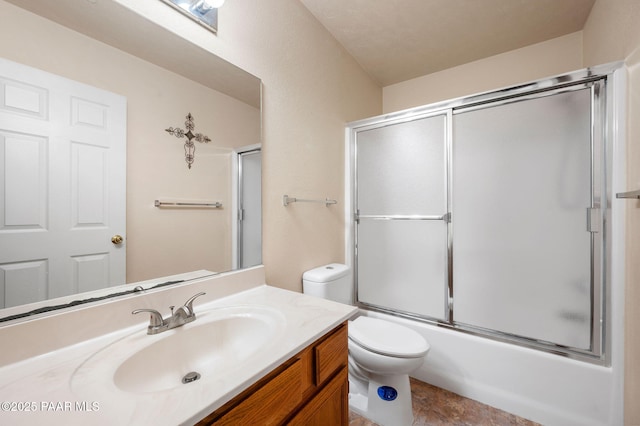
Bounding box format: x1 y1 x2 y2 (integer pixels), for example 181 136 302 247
111 234 124 245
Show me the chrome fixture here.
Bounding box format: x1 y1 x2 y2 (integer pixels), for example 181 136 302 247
616 189 640 199
132 292 206 335
158 0 225 33
154 199 223 208
182 371 202 384
282 194 338 207
165 113 211 169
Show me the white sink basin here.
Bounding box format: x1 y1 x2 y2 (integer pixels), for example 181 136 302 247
71 305 286 395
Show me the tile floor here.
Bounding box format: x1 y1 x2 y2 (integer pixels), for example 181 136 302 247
349 378 540 426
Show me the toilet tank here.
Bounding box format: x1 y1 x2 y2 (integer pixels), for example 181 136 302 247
302 263 352 305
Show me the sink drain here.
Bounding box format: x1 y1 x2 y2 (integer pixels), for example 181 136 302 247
182 371 201 384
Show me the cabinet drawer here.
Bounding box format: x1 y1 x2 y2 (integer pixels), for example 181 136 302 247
314 324 348 385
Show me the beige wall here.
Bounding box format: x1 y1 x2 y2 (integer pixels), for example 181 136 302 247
0 1 260 282
383 31 583 112
583 1 640 424
203 0 383 291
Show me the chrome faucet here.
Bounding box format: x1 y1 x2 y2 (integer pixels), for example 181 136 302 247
132 292 206 335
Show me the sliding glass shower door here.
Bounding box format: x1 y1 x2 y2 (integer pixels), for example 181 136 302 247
356 112 449 320
352 69 611 360
452 87 596 350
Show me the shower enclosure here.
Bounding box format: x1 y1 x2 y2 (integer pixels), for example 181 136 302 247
237 148 262 268
349 64 620 362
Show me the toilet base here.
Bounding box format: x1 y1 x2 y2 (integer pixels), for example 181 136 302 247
348 372 414 426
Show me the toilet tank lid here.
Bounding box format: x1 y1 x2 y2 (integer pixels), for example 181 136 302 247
303 263 350 283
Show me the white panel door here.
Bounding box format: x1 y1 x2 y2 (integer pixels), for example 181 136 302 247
0 58 126 308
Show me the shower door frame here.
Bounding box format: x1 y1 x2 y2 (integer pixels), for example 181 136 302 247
346 62 624 365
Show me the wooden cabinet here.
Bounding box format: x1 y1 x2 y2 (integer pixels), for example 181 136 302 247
197 322 349 425
288 367 348 425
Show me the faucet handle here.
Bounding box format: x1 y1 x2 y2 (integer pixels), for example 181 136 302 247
183 292 206 314
132 308 165 327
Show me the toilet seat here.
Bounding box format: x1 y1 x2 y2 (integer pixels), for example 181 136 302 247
349 316 429 358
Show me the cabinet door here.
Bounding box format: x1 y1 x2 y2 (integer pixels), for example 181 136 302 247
288 367 348 426
204 360 302 425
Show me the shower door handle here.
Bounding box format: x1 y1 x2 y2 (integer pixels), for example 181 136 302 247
586 207 600 233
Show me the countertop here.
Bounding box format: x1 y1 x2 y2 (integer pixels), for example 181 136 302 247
0 283 356 425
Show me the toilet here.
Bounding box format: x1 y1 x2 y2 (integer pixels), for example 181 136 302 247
303 263 429 426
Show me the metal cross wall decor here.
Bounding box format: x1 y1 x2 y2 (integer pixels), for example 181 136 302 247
165 113 211 169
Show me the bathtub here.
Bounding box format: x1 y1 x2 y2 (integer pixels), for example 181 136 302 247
357 308 622 426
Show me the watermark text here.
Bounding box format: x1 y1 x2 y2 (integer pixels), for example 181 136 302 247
1 401 100 412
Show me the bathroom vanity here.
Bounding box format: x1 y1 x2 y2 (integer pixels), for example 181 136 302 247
198 322 348 424
0 266 356 425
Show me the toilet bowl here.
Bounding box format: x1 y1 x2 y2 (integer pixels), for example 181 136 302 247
302 264 430 426
347 316 429 426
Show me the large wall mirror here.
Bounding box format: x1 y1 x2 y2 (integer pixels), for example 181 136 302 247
0 0 262 320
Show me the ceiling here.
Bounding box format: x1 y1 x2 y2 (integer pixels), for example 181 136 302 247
5 0 596 93
3 0 260 107
300 0 596 86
